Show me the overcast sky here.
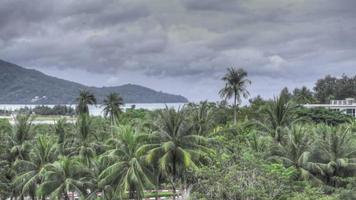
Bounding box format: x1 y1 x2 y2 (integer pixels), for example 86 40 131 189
1 0 356 102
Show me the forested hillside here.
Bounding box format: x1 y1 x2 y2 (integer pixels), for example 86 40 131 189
0 59 188 104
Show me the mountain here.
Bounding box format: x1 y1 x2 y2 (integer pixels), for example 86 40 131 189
0 59 188 104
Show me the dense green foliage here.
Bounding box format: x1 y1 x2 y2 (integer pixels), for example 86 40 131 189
314 74 356 103
0 59 188 104
255 74 356 104
15 105 76 116
1 95 355 200
296 107 353 126
1 68 356 200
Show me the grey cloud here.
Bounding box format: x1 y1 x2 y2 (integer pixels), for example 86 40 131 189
0 0 356 100
181 0 243 12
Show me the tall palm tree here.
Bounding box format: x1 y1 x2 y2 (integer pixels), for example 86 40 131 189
13 136 58 200
219 67 251 125
76 90 97 115
103 93 124 135
38 156 93 200
141 108 212 199
99 125 153 200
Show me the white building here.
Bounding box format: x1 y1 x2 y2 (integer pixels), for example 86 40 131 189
304 98 356 117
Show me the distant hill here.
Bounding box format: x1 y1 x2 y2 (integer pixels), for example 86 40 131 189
0 60 188 104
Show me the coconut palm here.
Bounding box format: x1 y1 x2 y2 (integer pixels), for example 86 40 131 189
186 101 215 136
38 156 93 200
312 125 356 186
53 118 68 156
9 114 34 161
269 125 323 183
13 136 58 200
103 93 124 135
293 86 316 104
69 115 98 167
99 125 153 200
76 90 97 115
219 67 251 125
254 92 300 142
141 108 212 199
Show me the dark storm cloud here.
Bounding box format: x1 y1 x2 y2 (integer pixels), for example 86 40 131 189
0 0 356 100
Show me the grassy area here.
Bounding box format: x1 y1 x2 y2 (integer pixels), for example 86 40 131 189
144 191 174 198
106 191 174 199
33 115 76 121
0 115 76 124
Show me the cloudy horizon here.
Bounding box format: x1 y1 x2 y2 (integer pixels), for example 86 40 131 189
1 0 356 102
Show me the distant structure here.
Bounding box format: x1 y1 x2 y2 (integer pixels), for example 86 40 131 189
304 98 356 117
31 95 48 103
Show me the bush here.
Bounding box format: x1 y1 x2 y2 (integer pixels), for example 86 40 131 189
289 186 338 200
17 105 76 116
296 107 353 126
191 154 296 200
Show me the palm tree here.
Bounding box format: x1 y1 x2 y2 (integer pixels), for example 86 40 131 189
293 86 316 104
103 93 124 135
53 118 68 155
219 67 251 125
9 114 34 161
99 125 153 200
141 108 212 199
76 90 97 115
186 101 215 136
254 92 300 142
69 115 97 167
269 125 323 183
312 125 356 186
38 156 93 200
13 136 58 200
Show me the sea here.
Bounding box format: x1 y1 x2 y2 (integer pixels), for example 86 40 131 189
0 103 186 116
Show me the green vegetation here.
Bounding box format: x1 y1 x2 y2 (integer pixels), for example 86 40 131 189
0 68 356 200
314 74 356 103
219 67 251 125
15 105 76 116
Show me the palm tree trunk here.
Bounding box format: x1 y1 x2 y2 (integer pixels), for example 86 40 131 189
111 118 114 138
155 190 159 200
155 172 160 200
233 93 237 125
172 154 177 200
172 185 176 200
